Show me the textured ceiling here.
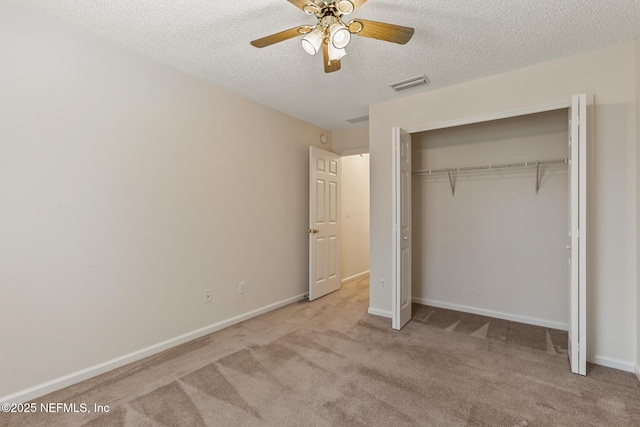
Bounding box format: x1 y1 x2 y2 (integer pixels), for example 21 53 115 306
10 0 640 130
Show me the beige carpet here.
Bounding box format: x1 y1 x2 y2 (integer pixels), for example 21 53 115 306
2 276 639 426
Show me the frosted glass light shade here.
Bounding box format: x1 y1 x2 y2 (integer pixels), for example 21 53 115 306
336 0 354 14
330 23 351 49
328 42 346 60
301 29 324 55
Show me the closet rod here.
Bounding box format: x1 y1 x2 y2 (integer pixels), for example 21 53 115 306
412 158 568 176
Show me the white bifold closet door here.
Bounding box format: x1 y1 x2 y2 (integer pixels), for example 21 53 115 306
392 127 412 330
568 93 588 376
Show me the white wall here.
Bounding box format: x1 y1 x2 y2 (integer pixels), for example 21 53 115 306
370 42 637 371
341 154 370 281
332 126 369 154
0 1 331 400
412 110 569 329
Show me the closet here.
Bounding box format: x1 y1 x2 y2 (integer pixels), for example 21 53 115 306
391 94 589 375
410 109 569 330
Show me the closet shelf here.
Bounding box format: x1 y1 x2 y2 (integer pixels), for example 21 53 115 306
412 158 568 196
412 158 568 176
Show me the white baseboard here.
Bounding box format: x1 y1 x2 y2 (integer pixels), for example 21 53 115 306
591 355 636 373
367 307 392 318
412 297 568 331
0 293 306 405
342 270 370 284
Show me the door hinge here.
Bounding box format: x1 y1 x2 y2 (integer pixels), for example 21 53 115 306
576 229 580 238
394 224 399 232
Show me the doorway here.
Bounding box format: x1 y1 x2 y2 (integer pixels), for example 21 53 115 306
308 149 370 301
341 153 371 284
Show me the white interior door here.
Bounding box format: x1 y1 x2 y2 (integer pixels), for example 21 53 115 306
392 127 412 330
309 147 341 301
568 93 588 375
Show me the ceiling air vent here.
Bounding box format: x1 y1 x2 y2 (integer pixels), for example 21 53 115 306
390 75 430 91
346 115 369 124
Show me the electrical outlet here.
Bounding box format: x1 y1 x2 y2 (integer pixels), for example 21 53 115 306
238 281 245 294
203 289 212 303
380 279 387 290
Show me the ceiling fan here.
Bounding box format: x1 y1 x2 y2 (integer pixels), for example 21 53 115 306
250 0 415 73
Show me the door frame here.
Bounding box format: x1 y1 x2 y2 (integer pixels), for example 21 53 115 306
391 96 591 373
309 148 373 299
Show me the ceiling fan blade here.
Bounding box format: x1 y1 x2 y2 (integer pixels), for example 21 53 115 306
348 19 414 45
250 26 310 48
351 0 368 10
322 41 341 73
287 0 320 15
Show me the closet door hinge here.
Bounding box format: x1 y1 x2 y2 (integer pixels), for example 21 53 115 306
576 229 580 238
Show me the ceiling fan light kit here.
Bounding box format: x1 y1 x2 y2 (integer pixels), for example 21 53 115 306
329 22 351 49
250 0 415 73
328 42 346 59
302 28 324 55
335 0 355 15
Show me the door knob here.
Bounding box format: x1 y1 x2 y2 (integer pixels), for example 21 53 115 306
308 229 320 234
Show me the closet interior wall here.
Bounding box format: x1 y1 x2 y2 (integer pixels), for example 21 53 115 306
411 109 570 329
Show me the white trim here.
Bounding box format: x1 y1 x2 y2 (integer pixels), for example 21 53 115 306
0 293 306 405
336 147 369 156
591 355 636 373
367 307 392 318
412 297 568 331
341 270 370 284
391 128 399 329
635 365 640 381
406 100 571 134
